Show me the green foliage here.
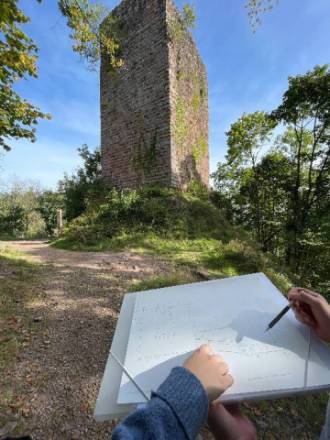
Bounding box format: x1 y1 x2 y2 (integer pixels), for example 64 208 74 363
37 191 64 235
58 144 106 221
192 136 208 162
186 179 209 199
273 65 330 127
59 185 231 245
169 2 196 43
0 0 50 151
0 180 47 238
213 66 330 295
174 96 188 146
59 0 124 69
245 0 278 30
0 204 25 238
182 3 197 29
226 111 276 167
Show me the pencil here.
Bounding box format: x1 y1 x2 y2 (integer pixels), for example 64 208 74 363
265 304 291 332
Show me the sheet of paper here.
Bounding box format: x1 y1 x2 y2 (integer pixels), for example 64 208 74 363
117 292 196 403
117 273 324 404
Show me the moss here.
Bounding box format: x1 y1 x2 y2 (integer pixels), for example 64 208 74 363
132 112 157 179
192 144 200 162
192 136 208 163
176 70 186 82
169 18 185 43
192 92 200 112
174 96 188 147
133 132 157 178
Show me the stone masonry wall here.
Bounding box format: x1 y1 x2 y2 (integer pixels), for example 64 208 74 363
100 0 209 189
167 1 209 188
101 0 171 188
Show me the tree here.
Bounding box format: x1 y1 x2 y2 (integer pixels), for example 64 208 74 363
213 66 330 294
0 0 50 151
246 0 278 30
225 111 276 242
58 0 124 70
58 145 104 221
0 179 47 238
59 0 196 69
37 191 64 235
272 65 330 270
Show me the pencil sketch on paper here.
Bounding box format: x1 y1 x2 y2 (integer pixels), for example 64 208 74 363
117 273 329 404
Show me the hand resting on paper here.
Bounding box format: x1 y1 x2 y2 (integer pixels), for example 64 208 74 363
184 344 233 402
288 287 330 342
184 345 256 440
113 344 256 440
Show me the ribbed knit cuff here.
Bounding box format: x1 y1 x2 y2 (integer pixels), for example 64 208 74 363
152 366 208 440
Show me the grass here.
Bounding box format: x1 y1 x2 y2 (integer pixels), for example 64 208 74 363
0 244 45 434
130 270 201 292
54 233 294 294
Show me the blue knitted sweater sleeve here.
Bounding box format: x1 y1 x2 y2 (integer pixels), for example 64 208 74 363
112 367 209 440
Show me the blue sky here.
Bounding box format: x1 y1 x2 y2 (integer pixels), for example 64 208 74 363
1 0 330 189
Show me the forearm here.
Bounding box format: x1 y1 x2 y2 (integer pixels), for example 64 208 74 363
112 367 209 439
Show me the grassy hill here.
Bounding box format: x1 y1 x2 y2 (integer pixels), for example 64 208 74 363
53 185 293 293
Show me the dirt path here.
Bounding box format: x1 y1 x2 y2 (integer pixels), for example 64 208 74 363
2 241 326 440
2 241 172 439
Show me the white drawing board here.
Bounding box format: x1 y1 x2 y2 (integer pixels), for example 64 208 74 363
117 273 330 404
94 273 330 421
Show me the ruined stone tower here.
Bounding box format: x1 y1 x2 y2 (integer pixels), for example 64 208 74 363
100 0 209 189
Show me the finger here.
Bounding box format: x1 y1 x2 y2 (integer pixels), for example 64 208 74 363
298 290 323 308
300 288 328 305
218 362 229 375
199 344 213 355
288 287 301 301
293 310 305 325
291 301 300 312
211 354 225 364
293 310 316 327
299 287 321 298
299 311 316 327
222 373 234 389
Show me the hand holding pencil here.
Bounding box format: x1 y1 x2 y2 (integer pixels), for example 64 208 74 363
288 287 330 343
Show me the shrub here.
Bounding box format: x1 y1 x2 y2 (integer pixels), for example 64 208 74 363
61 185 232 244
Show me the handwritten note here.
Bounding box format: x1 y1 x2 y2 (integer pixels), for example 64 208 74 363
117 273 330 404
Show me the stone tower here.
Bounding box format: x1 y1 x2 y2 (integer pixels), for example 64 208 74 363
100 0 209 189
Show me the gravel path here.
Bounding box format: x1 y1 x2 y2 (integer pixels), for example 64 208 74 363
4 240 172 439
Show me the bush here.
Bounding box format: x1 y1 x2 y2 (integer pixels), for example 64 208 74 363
58 145 108 221
62 185 232 245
